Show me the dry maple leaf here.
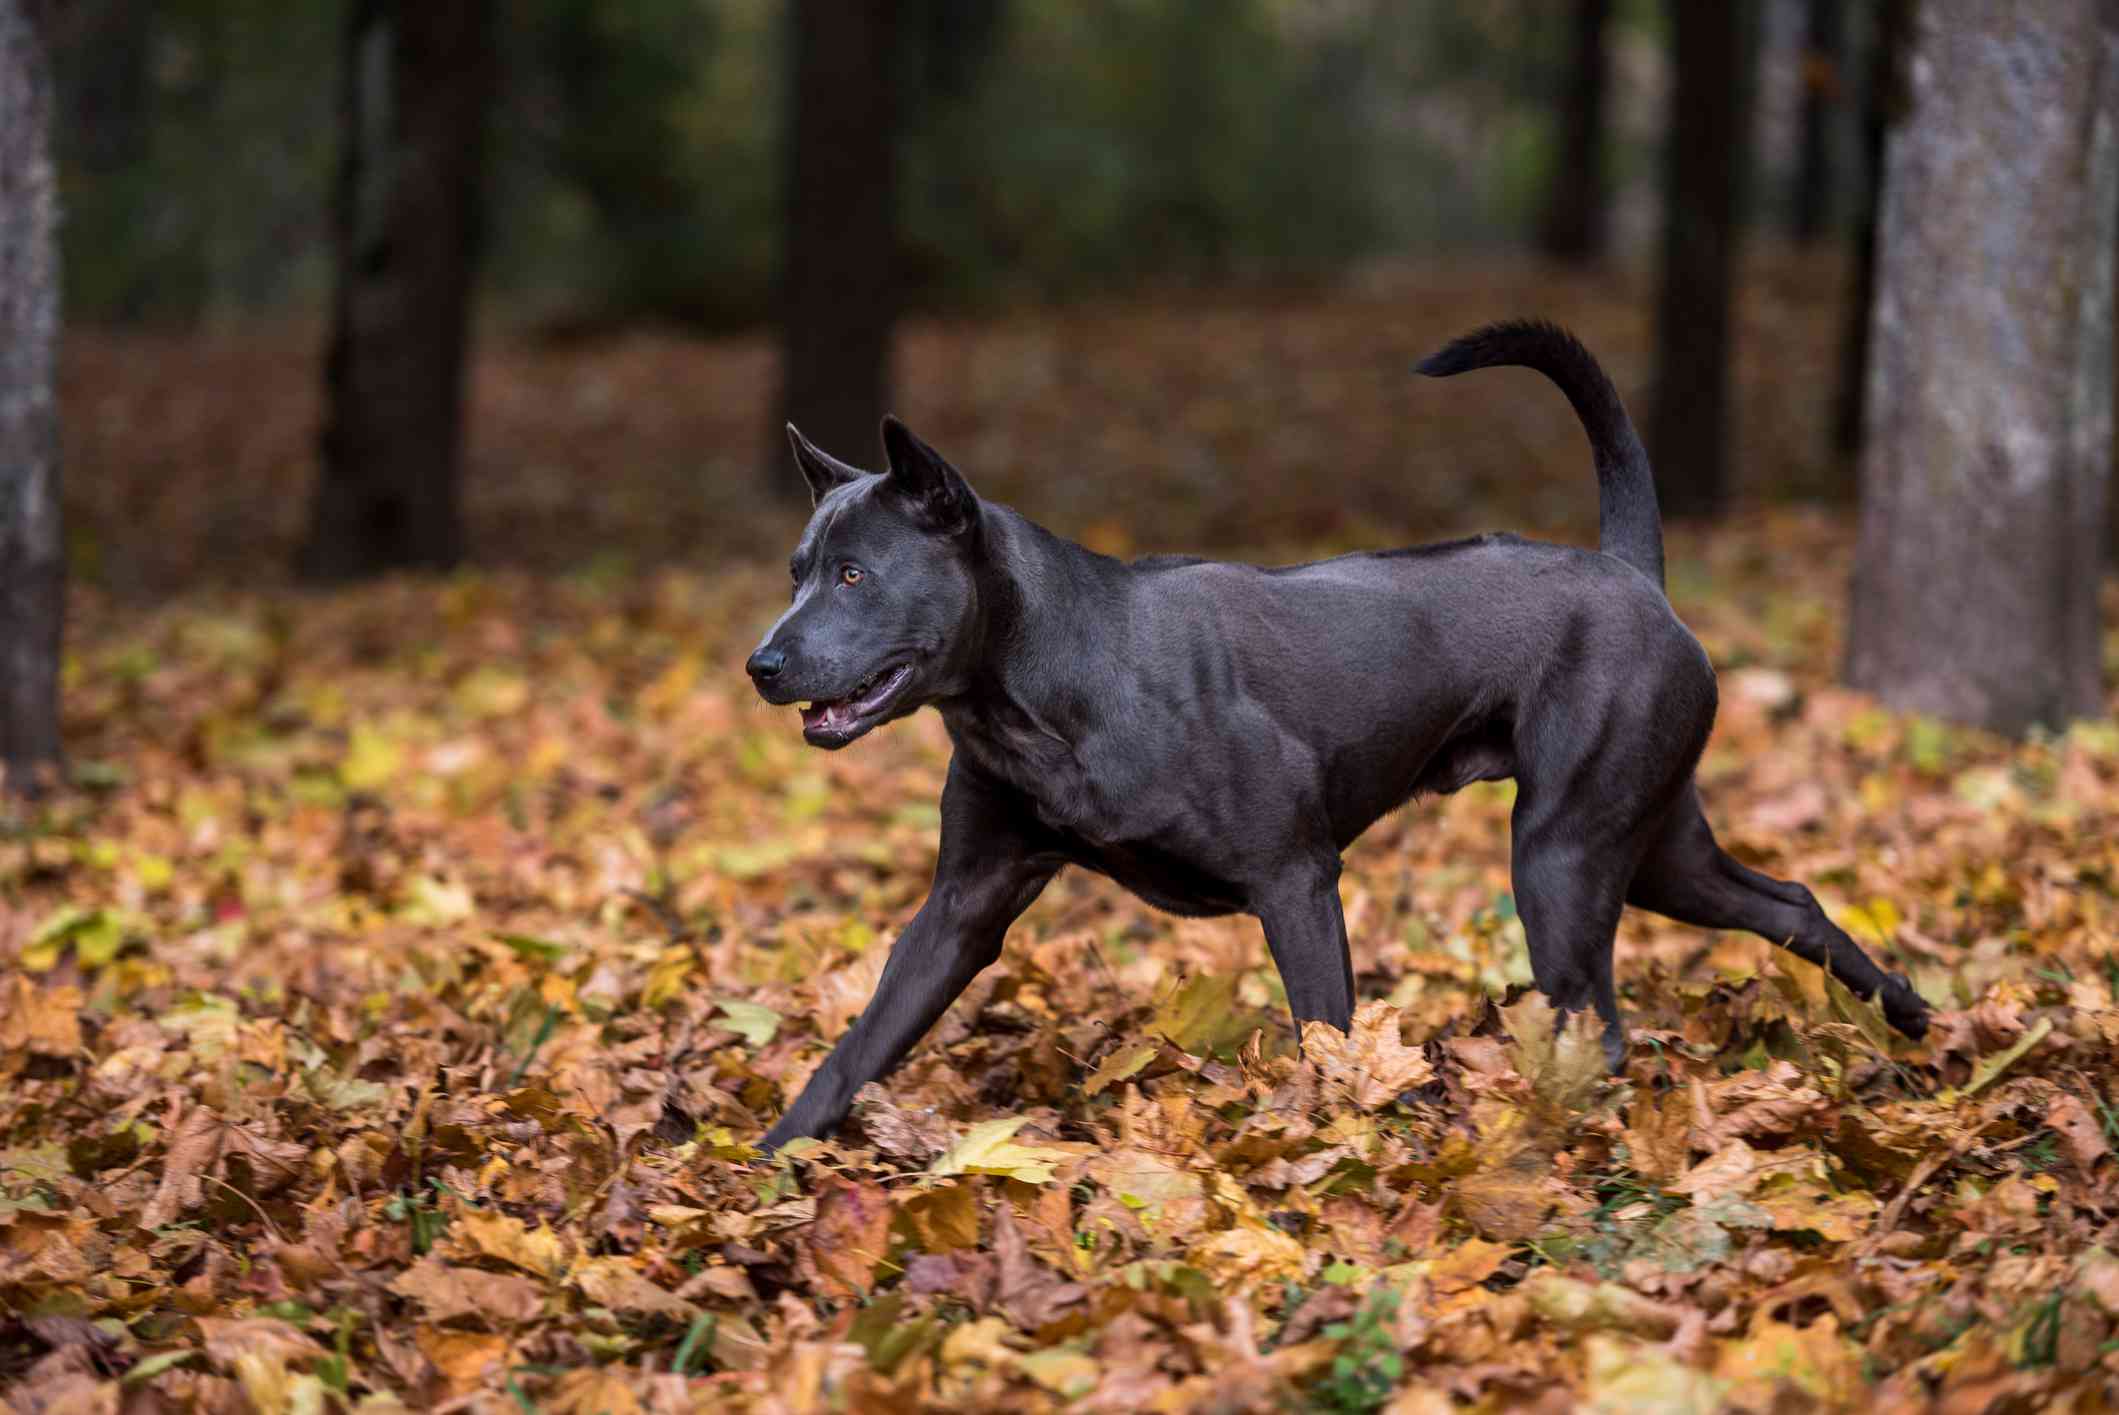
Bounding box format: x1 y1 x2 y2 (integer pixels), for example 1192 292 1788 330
448 1210 570 1280
1304 1000 1433 1108
389 1257 545 1327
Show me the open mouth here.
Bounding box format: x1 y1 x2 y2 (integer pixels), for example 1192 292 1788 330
799 663 914 747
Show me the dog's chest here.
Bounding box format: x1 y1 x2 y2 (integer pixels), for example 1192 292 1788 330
946 712 1244 914
944 709 1138 840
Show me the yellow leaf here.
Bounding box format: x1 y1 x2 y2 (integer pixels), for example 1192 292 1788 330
1585 1334 1725 1415
940 1316 1020 1369
715 1000 780 1047
1751 1179 1876 1242
1715 1315 1863 1407
1020 1348 1101 1398
453 666 529 719
339 724 403 791
401 875 475 926
1187 1220 1310 1287
1152 973 1262 1055
1960 1016 2055 1098
454 1210 569 1279
929 1117 1079 1184
1834 896 1902 949
544 1367 645 1415
1083 1039 1161 1096
640 947 693 1009
1525 1271 1687 1340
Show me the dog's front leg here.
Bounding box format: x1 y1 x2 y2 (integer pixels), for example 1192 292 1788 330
1255 857 1356 1044
760 763 1056 1151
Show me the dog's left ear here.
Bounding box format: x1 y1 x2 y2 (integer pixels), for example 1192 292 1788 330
787 423 866 506
881 416 976 533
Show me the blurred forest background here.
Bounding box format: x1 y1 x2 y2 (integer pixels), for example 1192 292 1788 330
7 0 2103 763
41 0 1884 593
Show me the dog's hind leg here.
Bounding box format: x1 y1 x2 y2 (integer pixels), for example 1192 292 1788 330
1509 780 1651 1074
1625 785 1930 1039
1255 854 1356 1043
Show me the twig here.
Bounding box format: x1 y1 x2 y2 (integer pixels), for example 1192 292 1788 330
201 1173 289 1246
1856 1120 1993 1258
623 887 688 943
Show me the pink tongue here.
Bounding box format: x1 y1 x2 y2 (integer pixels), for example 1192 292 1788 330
801 702 849 731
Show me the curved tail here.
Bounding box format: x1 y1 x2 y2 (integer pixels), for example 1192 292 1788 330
1416 320 1664 590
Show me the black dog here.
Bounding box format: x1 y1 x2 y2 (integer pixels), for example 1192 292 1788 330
746 320 1929 1149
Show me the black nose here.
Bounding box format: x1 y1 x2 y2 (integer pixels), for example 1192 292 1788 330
747 646 786 682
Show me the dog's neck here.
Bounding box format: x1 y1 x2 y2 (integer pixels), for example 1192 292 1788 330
937 505 1124 773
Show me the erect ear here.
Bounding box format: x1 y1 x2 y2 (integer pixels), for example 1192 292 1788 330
786 423 866 506
880 416 977 533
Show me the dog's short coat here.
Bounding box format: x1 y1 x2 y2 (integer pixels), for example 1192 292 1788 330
747 321 1930 1149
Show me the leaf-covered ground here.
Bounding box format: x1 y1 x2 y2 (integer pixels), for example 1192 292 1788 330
5 509 2119 1413
11 255 2119 1411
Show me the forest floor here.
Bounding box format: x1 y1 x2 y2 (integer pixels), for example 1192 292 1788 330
6 257 2119 1411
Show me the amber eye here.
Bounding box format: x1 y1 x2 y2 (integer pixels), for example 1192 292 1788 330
839 564 864 586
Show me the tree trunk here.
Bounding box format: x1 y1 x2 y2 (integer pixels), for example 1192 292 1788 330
773 0 901 487
1790 0 1840 243
1650 0 1755 520
1539 0 1610 265
303 0 492 581
1833 0 1907 458
0 0 64 791
1846 0 2116 735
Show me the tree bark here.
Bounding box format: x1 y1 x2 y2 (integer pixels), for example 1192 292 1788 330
303 0 492 581
1790 0 1840 243
1539 0 1610 265
1846 0 2116 735
0 0 64 791
773 0 901 488
1650 0 1755 521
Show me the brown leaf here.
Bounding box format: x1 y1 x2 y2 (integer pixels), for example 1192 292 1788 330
139 1108 224 1232
0 978 81 1059
412 1328 509 1399
2046 1092 2108 1175
571 1256 700 1320
805 1177 893 1300
1304 1001 1433 1108
992 1202 1087 1331
900 1180 982 1252
195 1317 324 1373
850 1083 955 1161
1500 992 1606 1117
389 1258 544 1326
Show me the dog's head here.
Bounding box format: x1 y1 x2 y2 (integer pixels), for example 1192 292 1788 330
747 417 984 749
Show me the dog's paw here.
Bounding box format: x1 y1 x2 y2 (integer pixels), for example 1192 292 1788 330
1877 973 1931 1041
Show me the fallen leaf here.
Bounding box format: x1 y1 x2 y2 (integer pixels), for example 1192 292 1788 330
930 1118 1079 1184
1304 1001 1433 1107
389 1258 545 1326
